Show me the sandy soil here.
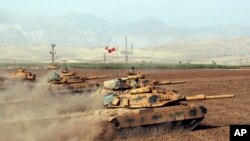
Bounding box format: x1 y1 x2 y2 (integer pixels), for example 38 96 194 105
0 68 250 141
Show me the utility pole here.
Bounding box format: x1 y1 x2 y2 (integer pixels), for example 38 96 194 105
103 53 106 63
116 46 119 63
50 44 56 64
131 43 133 62
14 59 16 73
125 35 128 63
62 59 67 68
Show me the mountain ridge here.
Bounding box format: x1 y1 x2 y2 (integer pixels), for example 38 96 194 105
1 12 250 47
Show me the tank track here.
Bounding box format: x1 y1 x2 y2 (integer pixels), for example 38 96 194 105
111 117 204 139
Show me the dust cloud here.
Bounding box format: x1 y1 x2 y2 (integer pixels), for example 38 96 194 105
0 74 108 141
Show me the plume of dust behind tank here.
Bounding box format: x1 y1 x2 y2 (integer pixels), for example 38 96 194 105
0 114 107 141
0 73 108 141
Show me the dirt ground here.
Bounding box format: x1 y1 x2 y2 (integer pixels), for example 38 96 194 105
0 69 250 141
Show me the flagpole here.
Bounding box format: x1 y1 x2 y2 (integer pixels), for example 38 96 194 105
112 50 114 63
115 46 118 77
116 46 118 63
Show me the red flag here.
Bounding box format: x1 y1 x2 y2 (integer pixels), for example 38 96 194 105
105 47 116 53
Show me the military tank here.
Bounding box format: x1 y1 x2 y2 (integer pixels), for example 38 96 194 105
103 67 185 92
103 73 186 91
94 85 235 139
10 68 36 81
47 63 60 70
47 69 109 95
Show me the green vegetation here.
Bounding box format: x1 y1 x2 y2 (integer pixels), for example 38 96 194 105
0 62 246 69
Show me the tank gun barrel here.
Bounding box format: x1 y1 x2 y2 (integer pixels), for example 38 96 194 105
185 94 235 101
127 74 151 80
154 80 186 85
82 75 110 80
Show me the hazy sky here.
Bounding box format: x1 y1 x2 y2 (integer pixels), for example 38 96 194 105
0 0 250 28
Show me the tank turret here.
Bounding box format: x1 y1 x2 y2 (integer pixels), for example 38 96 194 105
47 63 60 70
60 68 76 76
103 73 145 90
103 86 234 108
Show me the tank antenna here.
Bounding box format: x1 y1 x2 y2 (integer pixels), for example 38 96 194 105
61 59 67 69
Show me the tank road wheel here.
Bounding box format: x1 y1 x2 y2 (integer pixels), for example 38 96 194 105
159 122 174 133
179 119 194 131
147 125 158 135
119 128 132 139
132 126 144 136
173 121 183 132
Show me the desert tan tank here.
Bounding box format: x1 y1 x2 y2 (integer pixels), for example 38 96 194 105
47 70 109 95
47 63 60 70
10 68 36 81
95 85 234 139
